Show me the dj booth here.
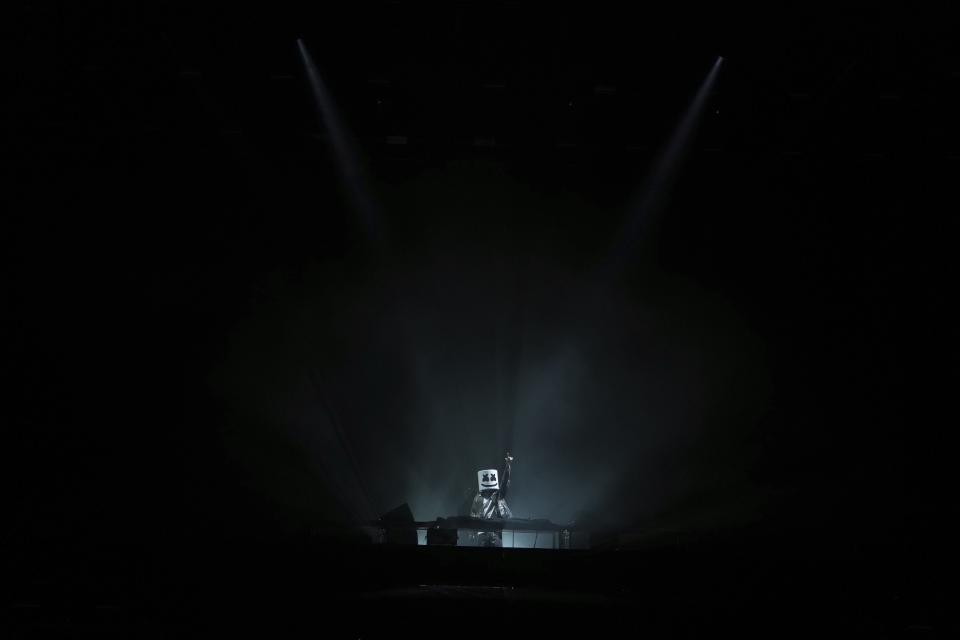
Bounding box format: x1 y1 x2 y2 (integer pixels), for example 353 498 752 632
369 516 579 549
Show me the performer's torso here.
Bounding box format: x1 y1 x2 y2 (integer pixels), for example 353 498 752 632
471 491 512 519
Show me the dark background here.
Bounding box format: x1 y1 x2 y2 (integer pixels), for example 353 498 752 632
5 2 957 634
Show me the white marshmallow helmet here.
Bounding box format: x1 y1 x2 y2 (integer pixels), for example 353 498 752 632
477 468 500 491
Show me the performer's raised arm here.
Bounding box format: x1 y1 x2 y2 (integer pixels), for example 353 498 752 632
500 452 513 500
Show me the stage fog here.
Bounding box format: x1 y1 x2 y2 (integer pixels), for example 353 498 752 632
208 155 772 538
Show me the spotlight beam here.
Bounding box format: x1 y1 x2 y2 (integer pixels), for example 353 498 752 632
297 38 383 242
308 369 377 523
606 56 724 274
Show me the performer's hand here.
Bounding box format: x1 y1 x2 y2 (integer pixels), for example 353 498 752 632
505 452 513 462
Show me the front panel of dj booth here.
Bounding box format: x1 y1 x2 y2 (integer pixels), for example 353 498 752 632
369 517 591 549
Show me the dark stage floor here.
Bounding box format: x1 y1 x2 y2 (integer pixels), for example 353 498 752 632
5 529 953 638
